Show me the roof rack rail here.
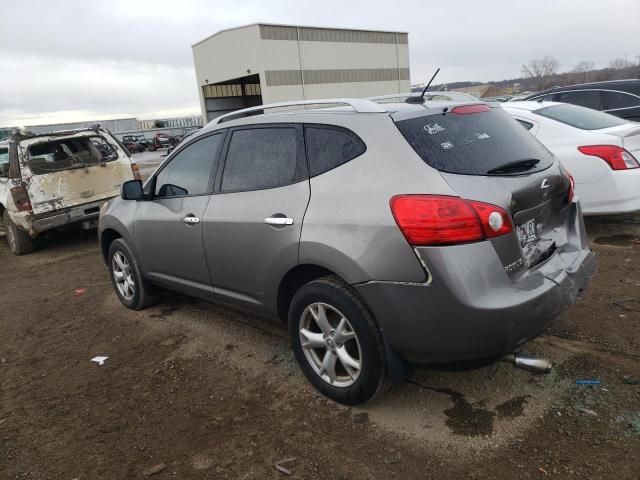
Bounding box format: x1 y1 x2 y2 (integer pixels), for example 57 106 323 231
211 98 387 125
368 93 413 101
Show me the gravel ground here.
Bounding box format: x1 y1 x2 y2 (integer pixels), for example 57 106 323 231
0 222 639 479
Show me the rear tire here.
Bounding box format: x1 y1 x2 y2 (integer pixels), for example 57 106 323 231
288 276 387 405
3 211 35 255
108 238 159 310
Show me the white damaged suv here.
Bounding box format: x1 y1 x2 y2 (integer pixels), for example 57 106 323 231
0 126 140 255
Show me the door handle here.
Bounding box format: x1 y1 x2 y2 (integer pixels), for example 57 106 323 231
264 216 294 226
182 215 200 225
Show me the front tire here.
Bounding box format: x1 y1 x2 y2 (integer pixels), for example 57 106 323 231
108 238 159 310
3 211 35 255
288 276 387 405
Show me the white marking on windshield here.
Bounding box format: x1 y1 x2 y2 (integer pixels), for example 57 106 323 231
440 141 454 150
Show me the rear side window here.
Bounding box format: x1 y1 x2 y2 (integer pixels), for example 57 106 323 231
304 125 366 177
221 127 303 192
603 91 640 109
535 104 628 130
155 133 223 197
395 107 554 175
556 90 603 110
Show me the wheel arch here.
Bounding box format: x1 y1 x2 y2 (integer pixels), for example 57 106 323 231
100 228 123 264
276 264 338 323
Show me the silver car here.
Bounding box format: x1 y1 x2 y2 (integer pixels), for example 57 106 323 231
98 98 596 405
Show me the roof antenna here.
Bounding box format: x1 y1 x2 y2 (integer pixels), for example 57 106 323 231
406 67 440 104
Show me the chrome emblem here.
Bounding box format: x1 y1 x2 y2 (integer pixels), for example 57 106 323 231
540 178 550 198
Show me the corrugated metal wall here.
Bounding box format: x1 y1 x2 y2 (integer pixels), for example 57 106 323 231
265 68 410 87
259 25 408 44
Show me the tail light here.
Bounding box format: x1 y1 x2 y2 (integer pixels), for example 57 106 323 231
131 162 141 181
10 185 32 212
451 104 491 115
578 145 639 170
390 195 512 246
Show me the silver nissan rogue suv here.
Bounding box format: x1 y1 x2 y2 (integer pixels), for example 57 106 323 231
98 98 596 405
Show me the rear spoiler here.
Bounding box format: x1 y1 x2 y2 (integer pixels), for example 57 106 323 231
621 127 640 138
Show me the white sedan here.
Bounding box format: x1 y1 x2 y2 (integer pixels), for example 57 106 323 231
502 101 640 215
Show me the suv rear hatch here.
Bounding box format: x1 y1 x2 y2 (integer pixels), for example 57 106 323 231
19 131 134 215
393 104 573 279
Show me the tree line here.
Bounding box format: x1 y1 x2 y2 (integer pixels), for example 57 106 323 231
520 55 640 91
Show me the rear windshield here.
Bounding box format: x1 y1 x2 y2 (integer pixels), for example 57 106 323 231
535 103 628 130
27 135 118 175
395 107 554 175
0 147 8 176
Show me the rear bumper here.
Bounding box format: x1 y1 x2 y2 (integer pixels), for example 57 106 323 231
30 198 114 236
356 247 596 364
355 201 597 364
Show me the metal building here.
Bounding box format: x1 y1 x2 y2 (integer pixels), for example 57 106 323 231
192 23 410 122
24 118 139 135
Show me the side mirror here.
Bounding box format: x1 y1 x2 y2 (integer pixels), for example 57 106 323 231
121 179 144 200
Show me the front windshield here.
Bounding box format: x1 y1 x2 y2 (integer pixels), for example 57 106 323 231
27 135 118 175
0 147 9 177
535 103 628 130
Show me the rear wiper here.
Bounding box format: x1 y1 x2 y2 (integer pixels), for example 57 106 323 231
486 159 540 175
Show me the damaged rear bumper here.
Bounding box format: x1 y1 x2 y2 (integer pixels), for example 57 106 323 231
355 244 597 365
17 198 115 237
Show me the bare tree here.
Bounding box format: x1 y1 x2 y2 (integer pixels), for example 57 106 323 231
609 57 633 70
571 60 595 83
521 56 560 90
572 60 595 73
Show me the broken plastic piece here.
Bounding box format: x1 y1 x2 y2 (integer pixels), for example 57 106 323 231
274 457 296 476
91 356 108 366
142 463 167 477
575 379 600 385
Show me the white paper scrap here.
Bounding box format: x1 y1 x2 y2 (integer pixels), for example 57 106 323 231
91 356 109 366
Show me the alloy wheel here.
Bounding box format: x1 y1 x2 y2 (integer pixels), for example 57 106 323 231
112 251 135 301
299 302 362 387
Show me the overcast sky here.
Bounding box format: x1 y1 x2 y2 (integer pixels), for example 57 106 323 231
1 0 638 126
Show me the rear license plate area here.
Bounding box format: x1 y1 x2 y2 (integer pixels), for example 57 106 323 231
517 218 537 248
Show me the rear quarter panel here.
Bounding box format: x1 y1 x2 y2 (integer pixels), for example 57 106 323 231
515 111 615 184
299 114 457 284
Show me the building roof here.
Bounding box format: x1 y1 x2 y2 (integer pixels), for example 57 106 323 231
192 22 409 47
24 118 137 130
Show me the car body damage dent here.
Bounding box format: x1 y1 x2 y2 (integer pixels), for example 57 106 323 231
25 161 131 215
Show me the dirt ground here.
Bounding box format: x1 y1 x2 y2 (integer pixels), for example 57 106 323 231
1 221 639 479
